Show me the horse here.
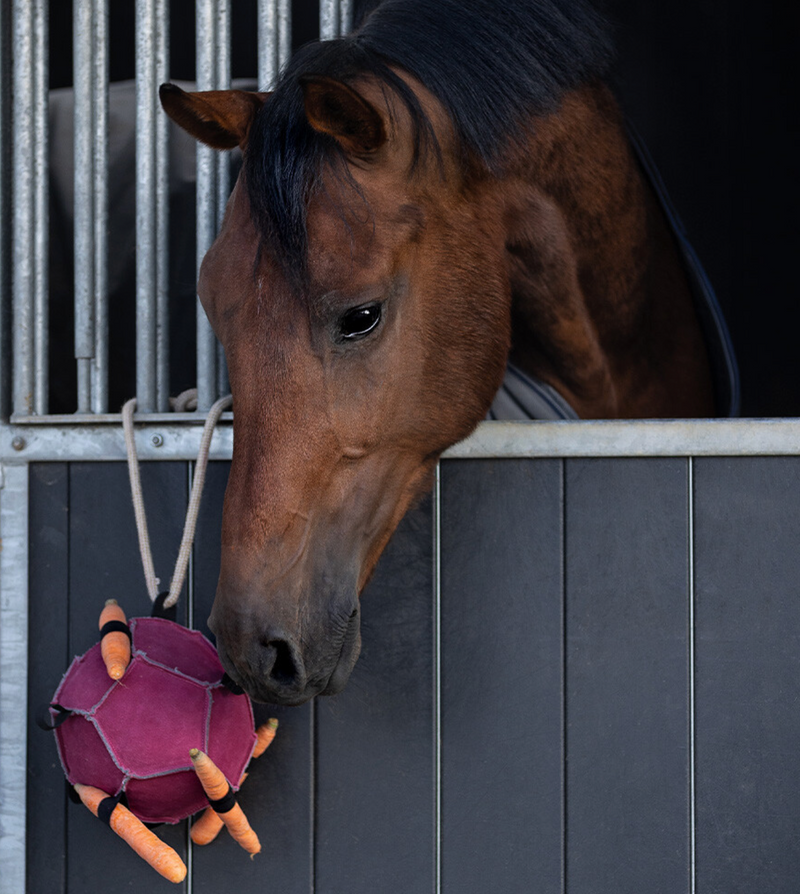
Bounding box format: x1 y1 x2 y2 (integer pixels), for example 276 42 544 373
159 0 730 705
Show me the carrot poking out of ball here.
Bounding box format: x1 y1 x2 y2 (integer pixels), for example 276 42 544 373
252 718 279 759
99 599 131 680
74 783 187 883
189 748 261 855
190 771 250 846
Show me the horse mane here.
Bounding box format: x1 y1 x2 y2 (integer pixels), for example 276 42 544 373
244 0 614 286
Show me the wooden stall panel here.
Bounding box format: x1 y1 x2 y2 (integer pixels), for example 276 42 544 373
440 459 564 894
315 498 435 894
694 457 800 893
192 462 313 894
564 458 690 894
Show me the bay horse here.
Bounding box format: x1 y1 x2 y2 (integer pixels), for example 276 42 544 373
160 0 730 705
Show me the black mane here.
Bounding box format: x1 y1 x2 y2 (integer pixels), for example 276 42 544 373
244 0 613 286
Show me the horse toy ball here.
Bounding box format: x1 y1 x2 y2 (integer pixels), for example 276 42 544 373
44 600 278 882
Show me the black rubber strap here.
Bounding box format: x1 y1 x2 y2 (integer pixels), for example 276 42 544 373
99 619 132 640
208 784 237 815
221 673 245 695
97 793 123 826
36 703 72 731
151 591 177 621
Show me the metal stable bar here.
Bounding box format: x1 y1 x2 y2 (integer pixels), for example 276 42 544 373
320 0 353 40
215 0 231 398
32 0 48 415
74 0 110 413
11 0 48 417
92 0 110 413
7 418 800 464
135 0 169 413
0 0 10 420
155 0 170 413
319 0 339 40
195 0 222 411
257 0 292 92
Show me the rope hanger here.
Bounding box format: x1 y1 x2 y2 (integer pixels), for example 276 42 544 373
122 390 232 610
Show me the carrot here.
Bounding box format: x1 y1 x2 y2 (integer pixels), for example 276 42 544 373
98 599 131 680
191 722 277 847
252 718 279 759
74 783 187 883
191 806 225 846
189 749 261 855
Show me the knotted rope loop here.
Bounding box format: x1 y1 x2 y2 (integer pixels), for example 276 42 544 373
122 391 233 609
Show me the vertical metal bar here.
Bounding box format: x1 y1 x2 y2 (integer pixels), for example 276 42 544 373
12 0 48 417
92 0 110 413
136 0 169 413
257 0 276 92
432 462 442 894
136 0 159 413
339 0 353 35
319 0 339 41
155 0 170 412
257 1 291 91
74 0 97 412
0 0 11 419
32 0 48 414
278 0 292 66
0 463 30 893
216 0 231 397
11 0 33 417
196 0 223 411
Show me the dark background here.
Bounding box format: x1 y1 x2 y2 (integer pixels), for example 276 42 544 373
47 0 799 417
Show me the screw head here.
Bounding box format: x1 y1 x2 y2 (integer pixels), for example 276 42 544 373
11 436 26 451
151 434 164 448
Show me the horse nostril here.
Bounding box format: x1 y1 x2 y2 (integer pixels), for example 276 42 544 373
263 638 304 689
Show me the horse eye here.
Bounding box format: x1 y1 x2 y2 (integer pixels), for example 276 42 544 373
339 304 382 340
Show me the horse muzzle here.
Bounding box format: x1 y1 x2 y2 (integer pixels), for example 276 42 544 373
209 598 362 706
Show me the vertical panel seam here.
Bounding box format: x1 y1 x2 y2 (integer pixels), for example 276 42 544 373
311 697 317 894
561 458 567 894
433 462 442 894
688 457 696 894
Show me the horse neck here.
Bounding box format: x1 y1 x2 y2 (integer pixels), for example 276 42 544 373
498 83 713 419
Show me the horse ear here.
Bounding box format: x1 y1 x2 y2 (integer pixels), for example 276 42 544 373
300 75 387 156
159 83 270 150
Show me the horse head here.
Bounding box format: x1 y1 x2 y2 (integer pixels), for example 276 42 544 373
160 74 510 704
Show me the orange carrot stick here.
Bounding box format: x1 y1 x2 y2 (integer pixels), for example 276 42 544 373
189 749 261 855
74 783 186 883
252 718 279 759
98 599 131 680
191 772 251 846
191 806 225 846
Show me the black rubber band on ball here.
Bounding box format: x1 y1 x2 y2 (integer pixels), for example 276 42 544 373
208 784 237 815
221 673 245 695
97 793 123 826
99 619 132 640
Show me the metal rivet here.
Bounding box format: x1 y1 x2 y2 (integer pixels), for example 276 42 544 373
11 436 26 452
151 434 164 448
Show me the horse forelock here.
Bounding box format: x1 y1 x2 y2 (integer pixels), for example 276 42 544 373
243 0 614 287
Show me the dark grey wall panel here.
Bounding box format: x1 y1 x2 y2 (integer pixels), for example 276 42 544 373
65 462 190 894
564 458 690 894
693 457 800 893
315 498 435 894
440 459 564 894
191 462 314 894
27 464 70 894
